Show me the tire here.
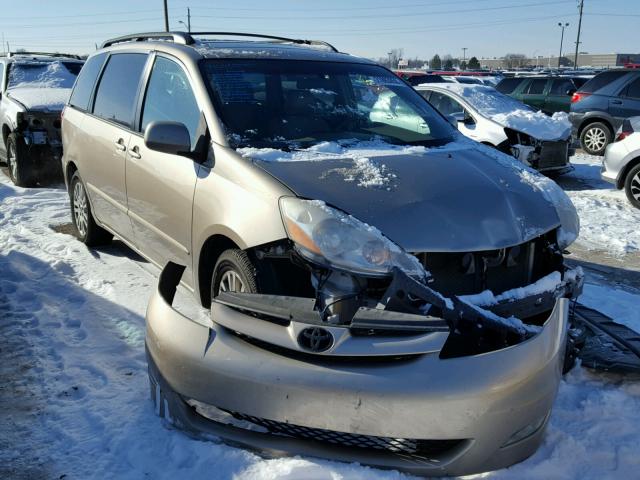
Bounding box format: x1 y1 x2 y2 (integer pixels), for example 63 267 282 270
580 122 612 156
624 163 640 210
69 171 113 246
6 133 34 187
211 249 261 298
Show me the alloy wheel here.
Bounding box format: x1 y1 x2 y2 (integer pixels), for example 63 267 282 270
73 181 89 238
584 127 607 152
631 171 640 202
7 141 17 180
218 270 246 293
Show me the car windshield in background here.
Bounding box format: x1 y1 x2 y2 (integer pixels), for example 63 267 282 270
7 61 80 89
456 85 534 117
200 59 454 149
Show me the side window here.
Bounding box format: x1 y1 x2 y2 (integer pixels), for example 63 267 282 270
495 78 522 94
525 79 547 95
93 53 148 128
624 77 640 100
428 91 464 117
550 79 574 95
141 56 201 148
69 53 107 111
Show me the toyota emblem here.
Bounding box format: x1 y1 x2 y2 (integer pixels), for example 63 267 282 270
298 327 334 353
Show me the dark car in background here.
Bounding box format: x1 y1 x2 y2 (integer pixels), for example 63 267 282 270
496 76 589 115
569 70 640 155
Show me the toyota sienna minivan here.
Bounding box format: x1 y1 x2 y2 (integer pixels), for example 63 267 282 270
61 31 582 476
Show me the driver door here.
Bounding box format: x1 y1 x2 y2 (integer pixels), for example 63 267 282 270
125 54 204 282
428 91 478 139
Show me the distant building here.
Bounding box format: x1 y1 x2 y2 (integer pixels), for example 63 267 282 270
479 53 640 69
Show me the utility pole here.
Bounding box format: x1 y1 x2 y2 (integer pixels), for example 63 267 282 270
163 0 169 32
574 0 584 68
462 47 468 70
387 51 393 69
187 7 191 33
557 22 569 69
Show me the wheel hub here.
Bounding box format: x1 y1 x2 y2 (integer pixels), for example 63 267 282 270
631 171 640 202
219 270 246 293
584 127 607 152
73 182 89 237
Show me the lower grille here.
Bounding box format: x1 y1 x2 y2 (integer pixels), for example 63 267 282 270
538 141 569 169
229 411 465 457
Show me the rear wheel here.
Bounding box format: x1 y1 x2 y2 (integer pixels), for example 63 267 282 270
6 133 33 187
624 163 640 210
580 122 611 156
70 171 113 246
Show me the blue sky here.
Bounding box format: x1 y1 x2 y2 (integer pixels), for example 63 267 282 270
1 0 638 60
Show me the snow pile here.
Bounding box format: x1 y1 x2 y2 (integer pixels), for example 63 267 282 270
8 60 77 89
0 170 639 479
558 153 640 255
435 84 572 140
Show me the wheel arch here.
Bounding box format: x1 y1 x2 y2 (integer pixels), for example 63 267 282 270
618 156 640 189
197 234 241 308
65 161 78 192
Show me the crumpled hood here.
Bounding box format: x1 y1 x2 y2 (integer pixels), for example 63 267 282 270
7 87 71 111
255 146 560 252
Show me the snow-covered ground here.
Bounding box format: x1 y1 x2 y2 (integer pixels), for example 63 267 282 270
1 166 639 480
559 153 640 255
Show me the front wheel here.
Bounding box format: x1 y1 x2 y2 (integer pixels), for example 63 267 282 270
211 249 260 298
580 122 611 156
624 163 640 210
6 133 33 187
69 172 113 246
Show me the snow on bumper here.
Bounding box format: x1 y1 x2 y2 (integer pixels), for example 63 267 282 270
145 263 571 477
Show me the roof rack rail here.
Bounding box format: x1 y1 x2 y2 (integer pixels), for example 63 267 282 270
101 32 193 49
2 51 82 60
100 31 339 53
189 32 339 53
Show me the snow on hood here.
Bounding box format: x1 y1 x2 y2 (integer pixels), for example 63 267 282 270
433 84 572 141
242 137 561 252
7 87 71 111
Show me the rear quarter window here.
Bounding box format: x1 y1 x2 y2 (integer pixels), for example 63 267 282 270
495 78 522 94
69 53 107 111
580 71 630 93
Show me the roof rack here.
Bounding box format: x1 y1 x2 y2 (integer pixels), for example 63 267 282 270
100 31 339 53
2 51 82 60
101 32 191 49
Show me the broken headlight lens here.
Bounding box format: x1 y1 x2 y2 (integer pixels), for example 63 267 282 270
279 197 426 278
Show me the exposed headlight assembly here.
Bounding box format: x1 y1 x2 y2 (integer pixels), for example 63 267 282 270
279 197 426 278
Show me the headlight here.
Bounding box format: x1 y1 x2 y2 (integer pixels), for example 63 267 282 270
279 197 427 278
530 174 579 249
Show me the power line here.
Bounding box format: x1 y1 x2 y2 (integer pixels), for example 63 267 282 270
193 0 578 21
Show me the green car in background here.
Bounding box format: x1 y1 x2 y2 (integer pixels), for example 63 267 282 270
496 76 589 114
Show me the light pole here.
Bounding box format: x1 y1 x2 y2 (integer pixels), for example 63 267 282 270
163 0 169 32
557 22 569 69
387 51 393 69
462 47 468 70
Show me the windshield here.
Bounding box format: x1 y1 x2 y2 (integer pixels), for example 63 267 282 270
7 61 81 89
201 59 454 149
454 85 534 117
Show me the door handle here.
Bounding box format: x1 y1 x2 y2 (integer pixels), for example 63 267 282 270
114 138 126 151
129 146 141 159
611 99 623 105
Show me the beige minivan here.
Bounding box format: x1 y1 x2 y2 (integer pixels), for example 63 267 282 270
61 32 583 476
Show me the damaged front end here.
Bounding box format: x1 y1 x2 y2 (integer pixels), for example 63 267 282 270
145 198 583 476
500 127 574 174
14 110 64 178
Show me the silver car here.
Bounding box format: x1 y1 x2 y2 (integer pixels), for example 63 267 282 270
602 116 640 209
62 32 583 476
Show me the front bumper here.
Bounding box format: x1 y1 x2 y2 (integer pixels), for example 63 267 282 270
602 139 629 188
146 263 573 477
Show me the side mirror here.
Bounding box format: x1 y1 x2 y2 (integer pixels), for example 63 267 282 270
144 121 191 156
566 88 577 96
446 115 458 128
